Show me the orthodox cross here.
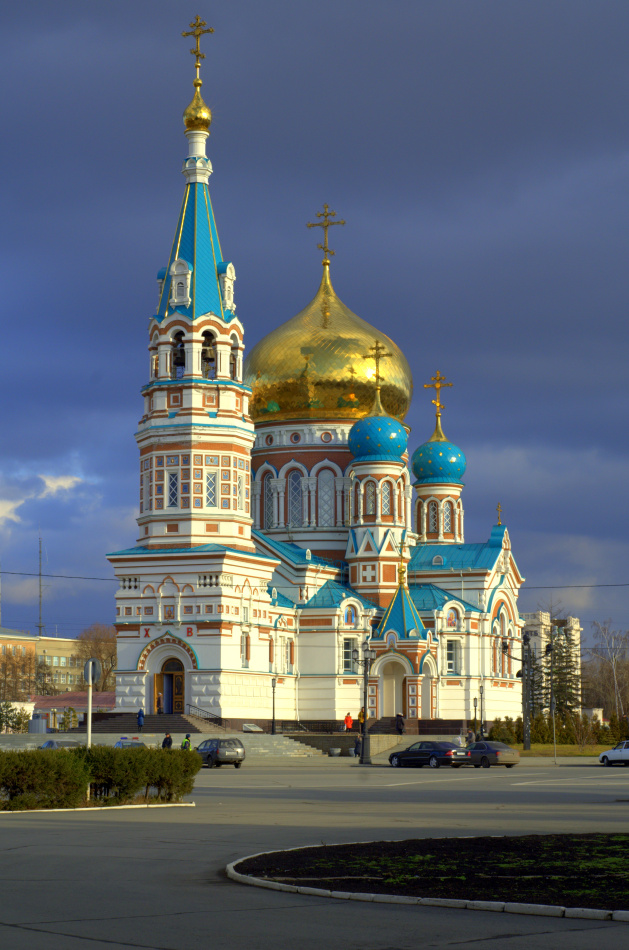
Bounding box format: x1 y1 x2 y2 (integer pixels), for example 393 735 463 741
423 370 452 417
363 340 392 390
307 204 345 263
496 502 503 526
182 15 214 78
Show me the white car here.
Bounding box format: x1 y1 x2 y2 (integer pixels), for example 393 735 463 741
599 741 629 766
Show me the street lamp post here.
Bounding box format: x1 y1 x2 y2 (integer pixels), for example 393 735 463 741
479 684 484 738
271 677 277 735
473 696 478 737
522 633 531 750
353 641 377 765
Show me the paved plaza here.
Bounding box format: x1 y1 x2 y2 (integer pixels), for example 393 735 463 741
0 757 628 949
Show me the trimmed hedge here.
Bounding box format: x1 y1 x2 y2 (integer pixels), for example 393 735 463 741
0 747 202 810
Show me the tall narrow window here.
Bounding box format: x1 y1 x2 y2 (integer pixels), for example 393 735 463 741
287 471 303 527
364 481 376 515
342 639 357 673
443 501 452 532
317 469 335 526
428 501 438 532
167 473 178 507
206 472 217 507
172 331 185 379
237 475 244 510
381 481 392 515
201 331 216 379
263 474 274 529
446 640 461 673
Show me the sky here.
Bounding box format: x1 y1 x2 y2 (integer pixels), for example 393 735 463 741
1 1 628 639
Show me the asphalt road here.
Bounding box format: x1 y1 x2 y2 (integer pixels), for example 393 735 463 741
0 758 627 950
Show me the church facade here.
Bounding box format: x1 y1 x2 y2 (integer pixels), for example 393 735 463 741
109 22 526 729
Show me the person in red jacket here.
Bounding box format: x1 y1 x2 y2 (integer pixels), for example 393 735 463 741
344 712 353 732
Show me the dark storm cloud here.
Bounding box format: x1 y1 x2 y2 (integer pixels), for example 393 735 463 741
1 1 628 635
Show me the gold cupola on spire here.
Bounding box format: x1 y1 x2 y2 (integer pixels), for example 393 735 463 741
244 206 413 423
182 15 213 131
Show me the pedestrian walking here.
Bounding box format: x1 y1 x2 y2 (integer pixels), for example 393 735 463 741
357 707 365 726
466 727 475 745
344 711 353 732
354 735 362 759
156 692 163 715
162 732 172 749
136 707 145 733
395 712 405 736
181 733 191 751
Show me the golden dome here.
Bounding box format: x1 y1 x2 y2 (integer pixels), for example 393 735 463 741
183 79 212 131
244 264 413 423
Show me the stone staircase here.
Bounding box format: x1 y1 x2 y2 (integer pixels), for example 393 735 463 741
72 713 208 735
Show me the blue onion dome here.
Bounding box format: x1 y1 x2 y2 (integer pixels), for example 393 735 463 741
412 438 466 484
348 414 408 462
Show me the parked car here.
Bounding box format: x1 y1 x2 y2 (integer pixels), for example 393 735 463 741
39 739 83 750
599 741 629 766
467 740 520 768
196 737 245 768
389 740 469 768
113 737 147 749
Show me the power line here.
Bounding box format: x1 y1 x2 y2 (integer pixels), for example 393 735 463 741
1 568 629 592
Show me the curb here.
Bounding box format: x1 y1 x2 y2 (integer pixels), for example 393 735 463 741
0 802 195 815
225 841 628 923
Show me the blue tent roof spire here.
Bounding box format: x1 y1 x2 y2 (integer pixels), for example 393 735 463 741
154 28 235 325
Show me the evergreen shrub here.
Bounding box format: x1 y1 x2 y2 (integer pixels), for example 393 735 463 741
0 747 203 809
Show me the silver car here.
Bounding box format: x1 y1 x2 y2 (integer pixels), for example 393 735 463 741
599 740 629 766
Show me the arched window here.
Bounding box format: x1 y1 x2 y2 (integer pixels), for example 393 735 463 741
230 335 239 380
263 474 274 529
287 471 303 527
201 331 216 379
172 331 185 379
432 555 444 566
500 613 506 637
443 501 453 533
176 281 184 297
364 481 376 515
344 605 356 625
381 481 392 515
428 501 438 532
317 469 335 526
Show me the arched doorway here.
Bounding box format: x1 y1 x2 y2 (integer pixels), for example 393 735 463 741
382 660 406 717
420 655 437 719
154 658 185 714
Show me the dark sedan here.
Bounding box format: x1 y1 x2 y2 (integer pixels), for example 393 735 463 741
467 740 520 768
196 737 245 768
389 740 470 768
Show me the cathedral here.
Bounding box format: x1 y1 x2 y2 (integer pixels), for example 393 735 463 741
109 20 526 730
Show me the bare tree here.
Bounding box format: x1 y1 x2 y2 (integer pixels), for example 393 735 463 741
76 624 117 691
587 621 629 718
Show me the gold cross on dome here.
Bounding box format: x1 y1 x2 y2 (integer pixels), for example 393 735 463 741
364 339 392 389
496 502 503 525
307 204 345 264
182 15 214 76
423 370 453 416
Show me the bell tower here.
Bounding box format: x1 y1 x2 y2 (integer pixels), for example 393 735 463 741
135 16 254 552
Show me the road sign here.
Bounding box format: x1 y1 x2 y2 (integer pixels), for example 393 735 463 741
84 658 102 686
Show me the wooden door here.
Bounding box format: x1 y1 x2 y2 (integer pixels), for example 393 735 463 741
154 673 164 713
173 672 185 713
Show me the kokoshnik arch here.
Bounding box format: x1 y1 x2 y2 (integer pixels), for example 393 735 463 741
108 17 533 728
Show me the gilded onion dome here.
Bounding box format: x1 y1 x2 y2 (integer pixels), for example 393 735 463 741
183 79 212 131
244 265 413 423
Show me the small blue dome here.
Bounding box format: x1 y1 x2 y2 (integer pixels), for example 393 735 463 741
348 415 408 462
412 439 466 483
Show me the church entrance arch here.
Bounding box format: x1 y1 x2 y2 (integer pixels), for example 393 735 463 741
381 660 406 717
420 655 437 720
154 658 185 714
